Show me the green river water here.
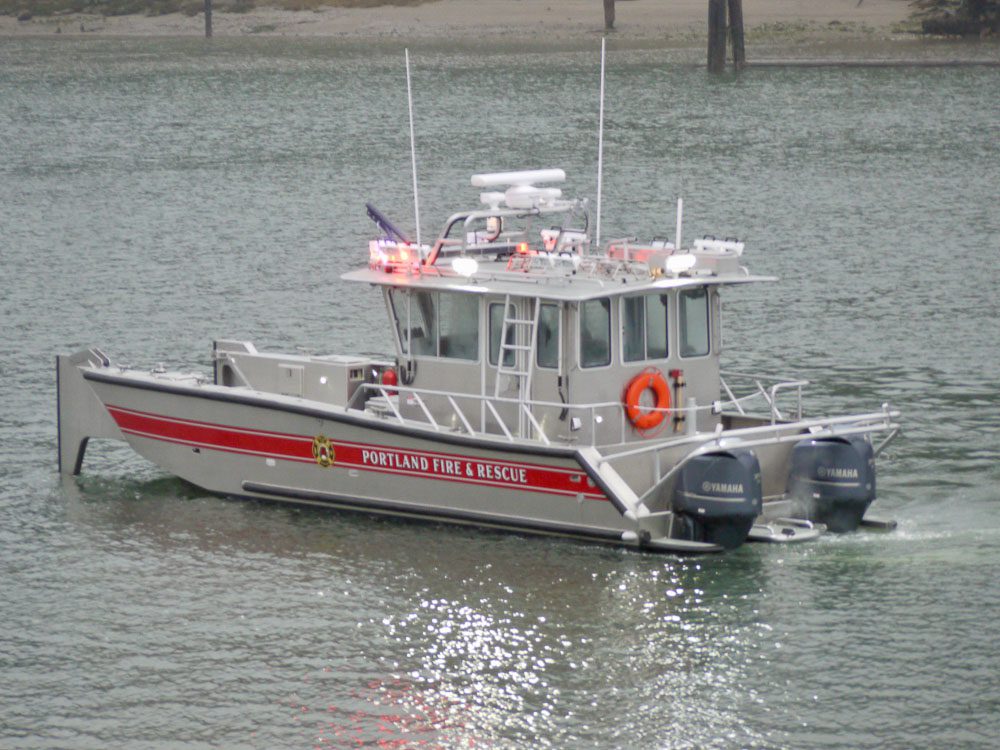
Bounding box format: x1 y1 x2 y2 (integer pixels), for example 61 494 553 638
1 37 999 748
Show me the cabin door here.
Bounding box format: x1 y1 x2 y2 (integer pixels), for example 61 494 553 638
529 301 568 442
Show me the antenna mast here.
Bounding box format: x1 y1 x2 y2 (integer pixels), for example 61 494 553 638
405 48 421 246
675 197 683 251
595 37 607 249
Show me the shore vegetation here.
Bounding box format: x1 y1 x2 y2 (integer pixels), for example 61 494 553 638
3 0 431 20
912 0 999 34
3 0 997 38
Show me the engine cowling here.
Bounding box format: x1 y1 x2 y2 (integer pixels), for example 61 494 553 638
672 449 762 550
786 436 876 532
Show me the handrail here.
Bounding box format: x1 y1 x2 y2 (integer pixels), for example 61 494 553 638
410 390 439 431
600 404 900 465
425 204 580 267
720 377 744 415
485 400 513 441
720 371 809 423
351 373 887 451
358 380 685 435
721 369 809 386
770 379 808 422
522 404 551 446
446 395 475 436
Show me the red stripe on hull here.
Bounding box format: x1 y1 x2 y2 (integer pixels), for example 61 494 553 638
106 405 607 501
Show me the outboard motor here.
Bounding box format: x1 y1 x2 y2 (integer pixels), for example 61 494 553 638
786 436 876 533
672 450 762 550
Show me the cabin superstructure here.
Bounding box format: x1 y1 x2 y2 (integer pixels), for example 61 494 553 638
345 169 763 446
58 169 900 553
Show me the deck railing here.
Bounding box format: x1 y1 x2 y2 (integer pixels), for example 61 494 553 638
346 369 870 449
719 370 808 422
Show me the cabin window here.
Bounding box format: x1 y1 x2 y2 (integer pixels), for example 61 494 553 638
391 289 479 360
537 303 560 369
679 287 710 358
439 293 479 360
387 288 406 353
410 291 438 356
713 291 723 354
580 298 611 368
488 302 515 366
622 294 669 362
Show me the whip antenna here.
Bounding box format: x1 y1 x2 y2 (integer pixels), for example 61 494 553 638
675 197 683 251
595 37 607 248
405 48 421 246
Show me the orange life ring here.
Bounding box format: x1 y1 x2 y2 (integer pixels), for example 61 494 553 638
624 370 671 431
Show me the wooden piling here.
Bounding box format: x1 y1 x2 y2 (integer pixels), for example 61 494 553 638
204 0 212 38
603 0 615 31
727 0 746 71
707 0 727 73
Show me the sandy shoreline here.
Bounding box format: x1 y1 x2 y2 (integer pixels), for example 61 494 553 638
2 0 920 41
6 0 998 61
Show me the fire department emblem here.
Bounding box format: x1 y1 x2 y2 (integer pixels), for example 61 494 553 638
312 435 335 468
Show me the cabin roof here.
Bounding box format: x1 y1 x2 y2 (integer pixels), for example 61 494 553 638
342 260 774 301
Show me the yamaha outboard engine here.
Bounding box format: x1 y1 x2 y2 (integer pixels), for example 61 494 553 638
672 450 762 550
786 436 875 533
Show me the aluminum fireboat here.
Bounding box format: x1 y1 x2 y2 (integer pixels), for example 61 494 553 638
57 169 900 553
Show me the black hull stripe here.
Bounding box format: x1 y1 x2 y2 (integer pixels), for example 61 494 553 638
240 481 631 546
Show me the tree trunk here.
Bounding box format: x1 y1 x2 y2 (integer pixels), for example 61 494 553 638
204 0 213 38
603 0 615 31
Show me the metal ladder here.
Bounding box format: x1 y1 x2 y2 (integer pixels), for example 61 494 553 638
494 296 540 431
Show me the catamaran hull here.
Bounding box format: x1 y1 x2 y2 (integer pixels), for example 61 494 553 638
58 351 894 552
75 369 683 550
